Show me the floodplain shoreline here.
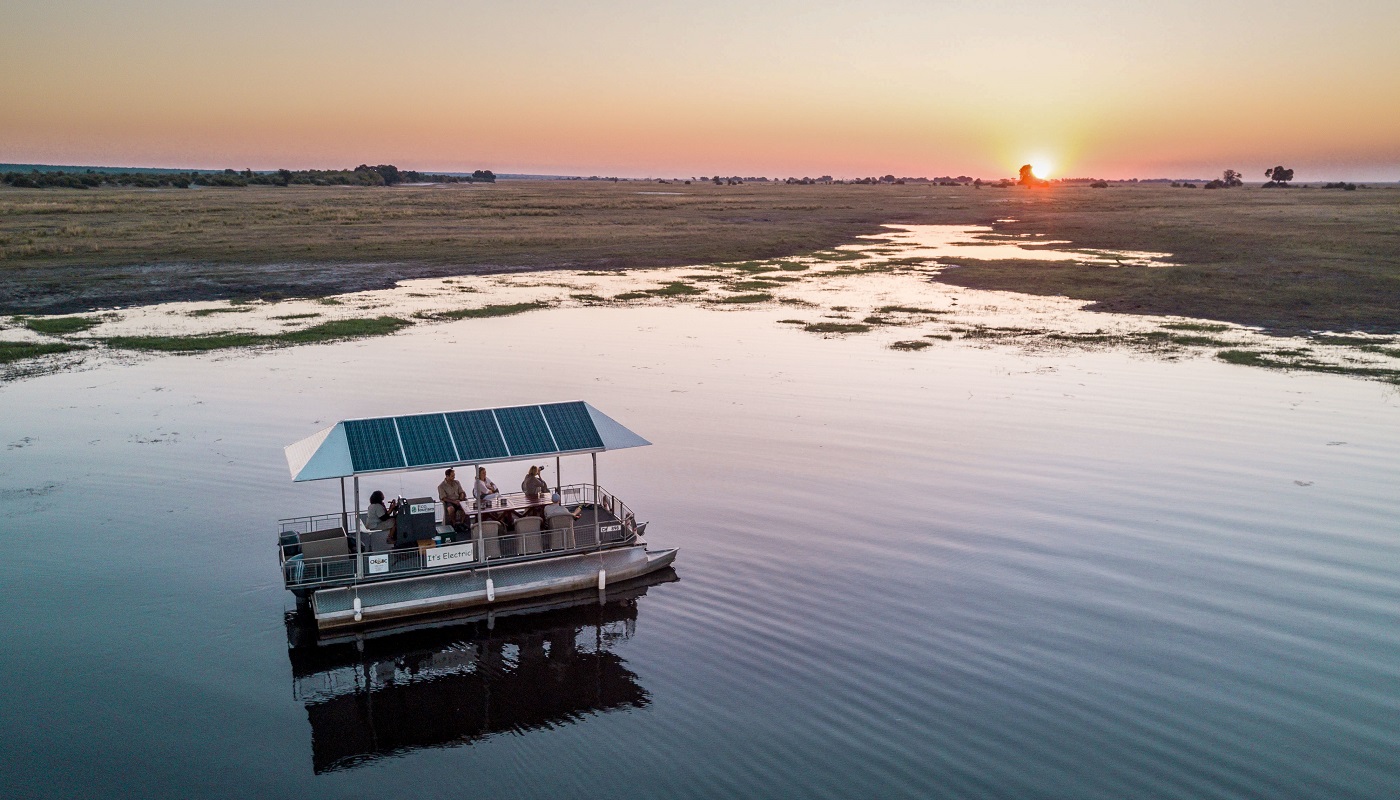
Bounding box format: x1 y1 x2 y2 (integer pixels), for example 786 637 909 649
1 180 1398 334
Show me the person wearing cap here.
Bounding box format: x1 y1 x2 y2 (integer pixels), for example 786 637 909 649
542 491 582 521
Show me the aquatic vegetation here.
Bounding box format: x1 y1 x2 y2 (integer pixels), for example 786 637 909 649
728 280 782 290
569 293 607 303
414 302 549 321
776 319 806 325
729 261 782 274
777 263 810 271
1217 349 1400 384
889 340 932 351
21 315 102 335
104 316 412 352
1359 344 1400 359
1166 334 1236 347
811 250 867 262
269 312 322 320
714 293 773 304
0 340 88 363
923 333 954 341
803 322 871 334
613 291 651 301
1311 334 1390 346
646 282 707 297
316 298 343 306
1161 321 1231 332
877 305 945 315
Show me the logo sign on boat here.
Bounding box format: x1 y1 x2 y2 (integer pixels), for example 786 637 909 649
409 502 435 516
424 541 474 568
367 553 389 574
600 523 623 534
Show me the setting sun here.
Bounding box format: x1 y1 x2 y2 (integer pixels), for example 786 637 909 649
1030 162 1052 179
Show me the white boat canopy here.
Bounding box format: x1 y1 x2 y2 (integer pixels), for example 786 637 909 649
285 401 650 482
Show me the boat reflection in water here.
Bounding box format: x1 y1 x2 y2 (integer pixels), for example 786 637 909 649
286 569 677 774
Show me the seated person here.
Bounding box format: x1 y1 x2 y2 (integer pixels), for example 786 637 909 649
438 468 469 530
365 490 399 545
520 465 549 516
473 466 517 528
542 491 583 522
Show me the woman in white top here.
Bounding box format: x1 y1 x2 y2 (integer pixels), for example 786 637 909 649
365 490 398 544
474 467 517 528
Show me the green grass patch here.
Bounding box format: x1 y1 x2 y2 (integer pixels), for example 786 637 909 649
316 298 343 306
803 322 871 334
877 305 945 315
728 280 781 290
105 316 412 352
1310 334 1387 346
777 319 806 325
862 316 899 326
777 263 810 271
269 312 321 320
1167 334 1235 347
729 262 781 274
22 316 101 335
715 293 773 304
570 293 606 303
647 282 706 297
414 302 549 321
1161 321 1230 332
811 250 867 262
1359 345 1400 358
1217 349 1400 384
890 340 932 351
924 333 954 340
613 291 651 301
0 340 87 363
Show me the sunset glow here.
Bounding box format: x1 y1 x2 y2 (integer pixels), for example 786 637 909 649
1 1 1398 180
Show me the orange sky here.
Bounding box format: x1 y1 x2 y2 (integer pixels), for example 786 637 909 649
2 1 1397 180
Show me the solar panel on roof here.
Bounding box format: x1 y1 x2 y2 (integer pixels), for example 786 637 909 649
541 401 604 451
495 405 556 457
445 410 509 462
344 418 406 472
395 414 458 467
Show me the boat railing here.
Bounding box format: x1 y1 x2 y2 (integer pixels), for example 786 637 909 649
276 483 642 591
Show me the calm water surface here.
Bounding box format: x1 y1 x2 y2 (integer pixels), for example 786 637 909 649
1 305 1397 799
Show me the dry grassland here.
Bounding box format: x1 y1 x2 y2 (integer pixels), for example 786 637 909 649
1 180 1397 333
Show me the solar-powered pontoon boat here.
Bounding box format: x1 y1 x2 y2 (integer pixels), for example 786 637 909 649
279 401 678 631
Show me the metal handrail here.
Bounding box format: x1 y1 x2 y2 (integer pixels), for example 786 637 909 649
276 483 641 591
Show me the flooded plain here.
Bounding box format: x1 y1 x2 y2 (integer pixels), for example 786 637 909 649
2 235 1399 798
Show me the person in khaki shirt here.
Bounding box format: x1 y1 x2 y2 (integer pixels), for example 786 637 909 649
438 468 468 528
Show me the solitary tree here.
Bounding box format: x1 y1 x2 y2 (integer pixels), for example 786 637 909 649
1222 169 1243 187
1264 165 1294 185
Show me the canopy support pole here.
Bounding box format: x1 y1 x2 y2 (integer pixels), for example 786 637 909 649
353 476 361 580
591 452 599 549
339 477 348 535
555 456 562 496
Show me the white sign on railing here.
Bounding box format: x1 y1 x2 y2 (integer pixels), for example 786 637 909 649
368 554 389 574
424 541 475 568
600 523 622 534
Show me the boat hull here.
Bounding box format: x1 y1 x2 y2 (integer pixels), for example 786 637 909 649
311 545 677 631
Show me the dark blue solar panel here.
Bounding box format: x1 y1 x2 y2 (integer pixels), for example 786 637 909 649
541 402 603 451
445 410 509 462
495 405 556 457
395 414 457 467
344 418 405 472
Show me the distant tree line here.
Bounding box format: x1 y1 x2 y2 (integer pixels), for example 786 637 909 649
0 164 495 189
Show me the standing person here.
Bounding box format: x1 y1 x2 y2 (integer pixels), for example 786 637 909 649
521 465 549 516
438 468 468 530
